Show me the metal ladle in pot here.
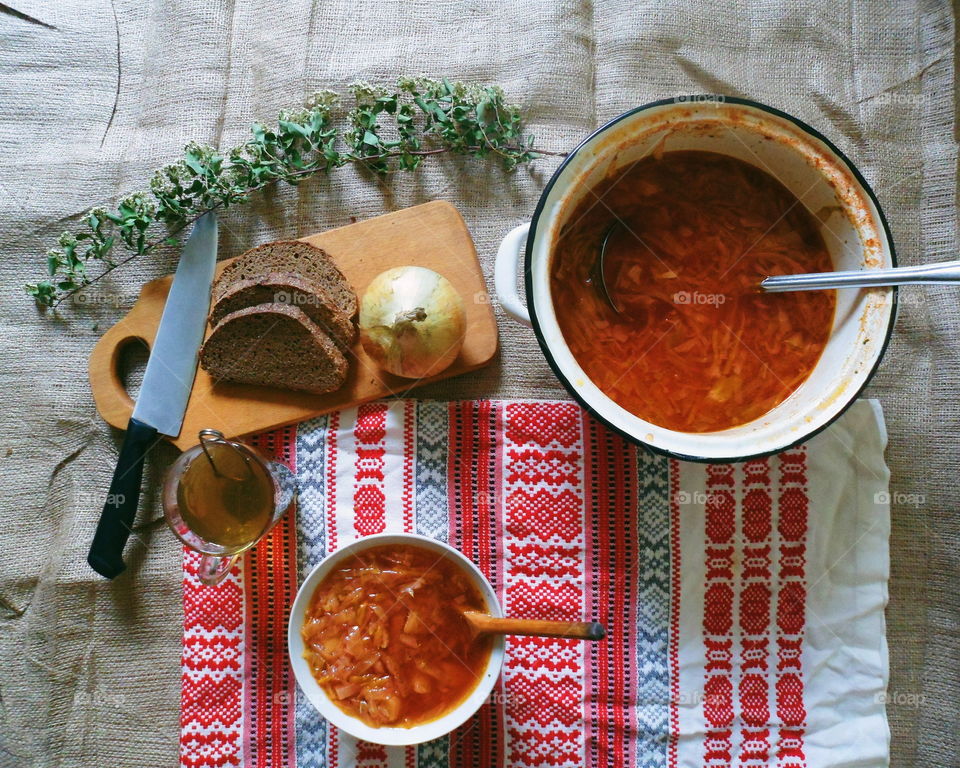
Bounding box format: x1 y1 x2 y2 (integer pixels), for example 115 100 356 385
593 220 960 312
759 261 960 292
591 222 623 313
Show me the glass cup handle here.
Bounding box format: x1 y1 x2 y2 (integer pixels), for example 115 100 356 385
270 461 297 520
197 553 240 586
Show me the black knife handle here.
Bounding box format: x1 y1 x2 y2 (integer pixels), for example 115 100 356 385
87 417 159 579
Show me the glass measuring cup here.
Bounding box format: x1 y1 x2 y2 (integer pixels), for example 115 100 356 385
162 429 297 585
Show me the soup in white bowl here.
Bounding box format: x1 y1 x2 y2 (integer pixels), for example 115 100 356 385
288 533 505 746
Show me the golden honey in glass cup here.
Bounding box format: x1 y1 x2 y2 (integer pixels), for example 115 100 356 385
162 430 296 585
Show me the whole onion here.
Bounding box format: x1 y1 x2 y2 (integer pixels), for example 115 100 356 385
359 266 466 379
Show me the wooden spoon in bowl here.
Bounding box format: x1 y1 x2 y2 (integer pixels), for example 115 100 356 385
462 610 605 641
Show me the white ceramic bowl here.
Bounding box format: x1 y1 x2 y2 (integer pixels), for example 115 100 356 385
495 96 897 462
288 533 506 746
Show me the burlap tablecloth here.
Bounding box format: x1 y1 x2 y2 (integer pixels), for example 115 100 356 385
0 1 956 766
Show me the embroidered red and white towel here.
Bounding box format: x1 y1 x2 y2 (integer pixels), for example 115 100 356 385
179 398 890 768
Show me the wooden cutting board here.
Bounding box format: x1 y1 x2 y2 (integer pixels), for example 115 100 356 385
89 201 498 451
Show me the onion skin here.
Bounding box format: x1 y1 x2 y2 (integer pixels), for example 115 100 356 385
359 267 466 379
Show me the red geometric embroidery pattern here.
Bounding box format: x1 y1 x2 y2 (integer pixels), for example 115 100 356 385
702 463 735 768
242 428 298 768
740 673 770 727
705 638 734 673
778 488 808 542
502 402 586 768
506 449 581 486
779 544 806 579
582 417 638 768
504 636 581 673
668 460 682 768
401 400 415 533
704 584 735 636
740 583 772 636
180 551 244 768
507 542 581 580
326 410 340 553
706 546 735 580
743 489 772 542
503 402 581 448
705 490 735 544
741 729 772 762
777 637 803 672
704 730 733 763
355 741 388 767
704 675 734 726
508 582 584 620
507 675 583 727
776 675 806 727
736 459 773 768
775 450 809 767
446 400 503 768
743 545 772 580
353 403 387 536
180 424 297 768
741 638 769 672
176 401 832 768
504 488 583 542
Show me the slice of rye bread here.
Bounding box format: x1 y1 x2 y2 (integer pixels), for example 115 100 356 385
209 271 357 350
213 241 357 319
199 303 348 395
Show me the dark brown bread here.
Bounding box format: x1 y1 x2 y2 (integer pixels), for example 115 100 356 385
209 271 357 350
199 303 348 395
213 241 357 319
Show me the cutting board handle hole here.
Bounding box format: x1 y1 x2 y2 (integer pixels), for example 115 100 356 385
116 337 150 401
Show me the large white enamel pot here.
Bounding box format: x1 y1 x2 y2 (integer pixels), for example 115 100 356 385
495 97 897 462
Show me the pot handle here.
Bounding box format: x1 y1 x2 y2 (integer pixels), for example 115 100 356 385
494 222 532 327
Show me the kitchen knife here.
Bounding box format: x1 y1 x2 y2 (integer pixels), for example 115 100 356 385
87 213 218 579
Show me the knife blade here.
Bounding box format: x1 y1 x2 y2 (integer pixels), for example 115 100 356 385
87 213 218 579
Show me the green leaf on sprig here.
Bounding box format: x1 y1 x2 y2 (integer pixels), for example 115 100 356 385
27 77 557 310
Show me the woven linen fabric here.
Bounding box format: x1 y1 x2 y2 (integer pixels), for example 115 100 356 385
179 399 890 768
0 2 955 767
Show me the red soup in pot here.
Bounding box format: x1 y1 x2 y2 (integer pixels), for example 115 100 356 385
550 150 836 433
301 544 492 728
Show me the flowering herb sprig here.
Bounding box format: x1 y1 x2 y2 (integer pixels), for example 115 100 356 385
27 78 562 309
